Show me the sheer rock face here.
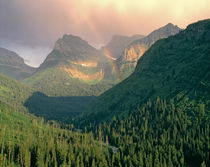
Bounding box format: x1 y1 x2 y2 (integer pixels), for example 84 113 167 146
117 23 181 80
0 47 36 80
102 34 145 59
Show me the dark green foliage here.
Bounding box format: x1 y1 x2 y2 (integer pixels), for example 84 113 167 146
0 102 111 167
86 98 210 167
82 19 210 124
1 97 209 167
24 92 95 123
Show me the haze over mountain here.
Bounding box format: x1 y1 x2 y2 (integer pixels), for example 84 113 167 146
102 34 144 59
80 19 210 124
1 0 210 68
0 0 209 166
23 23 182 97
117 23 181 79
0 47 36 80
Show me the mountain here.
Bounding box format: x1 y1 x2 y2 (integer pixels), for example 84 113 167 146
39 34 106 70
23 35 113 96
102 34 144 59
117 23 181 79
23 25 180 96
80 19 210 124
0 47 36 80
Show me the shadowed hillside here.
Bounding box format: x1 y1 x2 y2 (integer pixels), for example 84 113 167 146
80 19 210 125
24 92 95 123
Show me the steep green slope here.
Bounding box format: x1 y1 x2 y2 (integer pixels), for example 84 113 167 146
0 72 33 111
0 47 36 80
0 102 112 167
81 19 210 124
87 98 209 167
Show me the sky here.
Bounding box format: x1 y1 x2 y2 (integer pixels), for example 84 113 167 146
0 0 210 67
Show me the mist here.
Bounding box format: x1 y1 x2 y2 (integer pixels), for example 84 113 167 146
0 0 210 66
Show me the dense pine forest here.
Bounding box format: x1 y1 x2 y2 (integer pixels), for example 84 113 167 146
0 102 112 167
86 98 209 167
0 98 209 166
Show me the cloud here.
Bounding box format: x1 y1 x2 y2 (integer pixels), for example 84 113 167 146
1 0 210 46
0 0 209 66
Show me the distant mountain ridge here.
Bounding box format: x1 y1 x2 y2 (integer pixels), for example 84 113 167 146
0 47 36 80
117 23 181 80
102 34 145 59
80 19 210 124
23 24 181 97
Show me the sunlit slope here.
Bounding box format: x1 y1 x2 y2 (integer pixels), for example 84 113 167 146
23 35 114 96
0 73 32 110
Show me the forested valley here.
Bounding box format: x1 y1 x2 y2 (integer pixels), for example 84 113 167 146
0 98 209 167
0 19 209 167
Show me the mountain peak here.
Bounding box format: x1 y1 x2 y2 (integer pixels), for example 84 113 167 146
0 47 24 63
62 34 85 42
54 34 95 52
0 47 35 80
165 22 176 27
149 22 181 37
